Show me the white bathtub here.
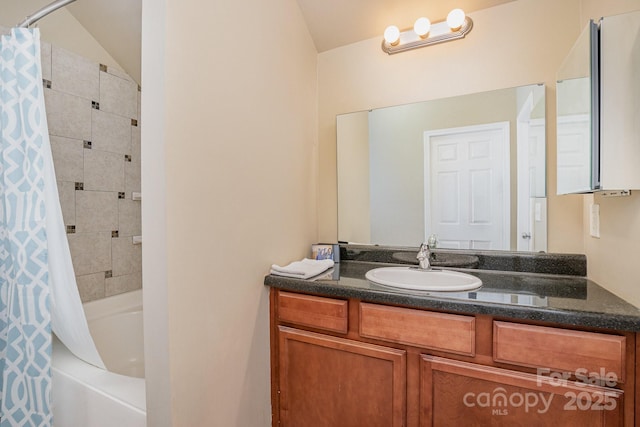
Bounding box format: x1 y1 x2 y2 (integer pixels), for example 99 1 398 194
52 289 146 427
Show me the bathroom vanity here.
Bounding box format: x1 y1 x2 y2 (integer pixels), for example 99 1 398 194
265 250 640 426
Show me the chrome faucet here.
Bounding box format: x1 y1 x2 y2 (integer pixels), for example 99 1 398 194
416 242 431 270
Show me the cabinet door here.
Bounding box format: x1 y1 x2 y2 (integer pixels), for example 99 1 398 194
278 326 406 427
600 10 640 190
420 355 623 427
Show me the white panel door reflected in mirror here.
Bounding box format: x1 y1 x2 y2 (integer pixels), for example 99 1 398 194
424 122 510 250
337 84 546 252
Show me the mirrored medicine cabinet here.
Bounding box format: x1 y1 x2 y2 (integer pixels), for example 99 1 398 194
557 10 640 194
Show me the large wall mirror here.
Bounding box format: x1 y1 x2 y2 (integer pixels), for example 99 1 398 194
337 84 546 252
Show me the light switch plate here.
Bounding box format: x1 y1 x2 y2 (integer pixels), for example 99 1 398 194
535 202 542 222
590 203 600 238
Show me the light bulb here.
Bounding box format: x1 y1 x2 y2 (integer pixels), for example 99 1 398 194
414 17 431 37
447 8 466 30
383 25 400 45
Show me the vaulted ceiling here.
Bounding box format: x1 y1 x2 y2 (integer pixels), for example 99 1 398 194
66 0 141 83
296 0 515 52
64 0 515 84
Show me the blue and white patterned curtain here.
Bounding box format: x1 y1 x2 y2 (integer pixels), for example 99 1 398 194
0 28 52 426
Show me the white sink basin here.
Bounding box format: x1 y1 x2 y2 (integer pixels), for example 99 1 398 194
365 267 482 291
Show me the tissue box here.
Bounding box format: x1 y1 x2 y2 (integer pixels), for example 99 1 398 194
311 244 340 262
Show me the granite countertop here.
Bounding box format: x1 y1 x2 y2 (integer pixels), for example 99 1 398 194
264 260 640 333
340 245 588 276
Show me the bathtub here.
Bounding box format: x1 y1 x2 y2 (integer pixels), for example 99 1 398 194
52 289 146 427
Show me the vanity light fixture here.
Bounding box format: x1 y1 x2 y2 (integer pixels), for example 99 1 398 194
382 8 473 54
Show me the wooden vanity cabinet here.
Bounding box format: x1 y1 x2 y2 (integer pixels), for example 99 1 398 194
421 356 623 427
270 289 637 427
277 327 406 427
272 291 406 426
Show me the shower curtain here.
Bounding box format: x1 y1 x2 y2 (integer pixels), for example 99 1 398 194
0 28 104 426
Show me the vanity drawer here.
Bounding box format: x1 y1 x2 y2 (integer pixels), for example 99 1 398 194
359 303 475 356
277 291 348 334
493 321 626 380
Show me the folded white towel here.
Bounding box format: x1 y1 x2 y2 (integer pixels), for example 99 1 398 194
270 258 334 279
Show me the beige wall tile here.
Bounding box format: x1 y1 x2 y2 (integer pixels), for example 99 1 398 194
105 271 142 297
118 199 141 236
124 164 141 195
76 191 118 232
2 5 142 306
37 29 142 306
44 89 92 140
125 125 142 196
57 181 75 225
99 72 137 119
41 42 52 82
52 46 100 101
67 231 111 276
112 236 142 276
92 109 132 154
125 157 141 195
131 126 141 161
76 272 106 302
104 65 136 84
84 149 124 192
50 136 83 182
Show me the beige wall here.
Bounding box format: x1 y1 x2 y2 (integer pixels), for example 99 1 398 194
337 112 371 243
318 0 587 254
319 0 640 307
143 0 318 425
578 0 640 308
140 0 171 425
0 0 124 76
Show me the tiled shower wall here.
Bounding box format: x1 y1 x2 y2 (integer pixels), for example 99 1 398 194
40 43 142 302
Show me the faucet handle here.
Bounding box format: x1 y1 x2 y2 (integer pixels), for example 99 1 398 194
427 234 438 249
417 242 429 258
417 242 431 270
